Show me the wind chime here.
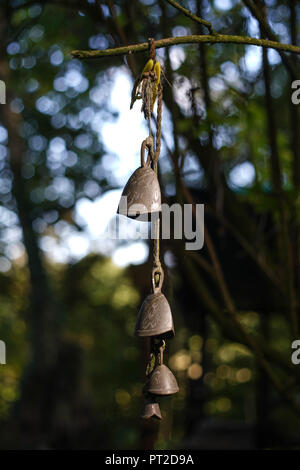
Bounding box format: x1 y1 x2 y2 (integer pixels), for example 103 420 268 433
117 39 179 420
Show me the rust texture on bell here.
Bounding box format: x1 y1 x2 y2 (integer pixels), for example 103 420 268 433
117 137 161 219
135 292 174 338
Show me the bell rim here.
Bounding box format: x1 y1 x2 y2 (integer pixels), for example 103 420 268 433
147 387 179 396
140 413 162 420
134 326 175 338
117 207 161 218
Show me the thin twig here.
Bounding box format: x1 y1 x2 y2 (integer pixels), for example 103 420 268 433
180 181 300 418
165 0 216 35
156 121 297 378
242 0 297 79
105 0 137 77
204 204 283 291
259 3 298 337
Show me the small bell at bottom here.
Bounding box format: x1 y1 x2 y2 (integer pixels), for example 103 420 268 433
141 400 162 420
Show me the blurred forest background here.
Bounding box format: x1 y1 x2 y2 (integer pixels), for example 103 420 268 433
0 0 300 450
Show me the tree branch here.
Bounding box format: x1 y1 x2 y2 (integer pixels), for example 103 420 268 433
71 34 300 59
165 0 216 35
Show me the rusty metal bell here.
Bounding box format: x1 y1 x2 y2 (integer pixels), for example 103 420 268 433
135 267 174 339
117 138 161 219
141 396 162 420
145 364 179 396
144 344 179 396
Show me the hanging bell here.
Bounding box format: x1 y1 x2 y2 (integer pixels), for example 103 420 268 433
117 138 161 220
141 395 162 420
144 345 179 396
135 267 174 339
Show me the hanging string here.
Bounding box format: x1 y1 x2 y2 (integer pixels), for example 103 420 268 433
146 38 163 290
153 82 163 172
137 37 167 384
151 81 162 290
127 37 177 419
149 37 155 61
